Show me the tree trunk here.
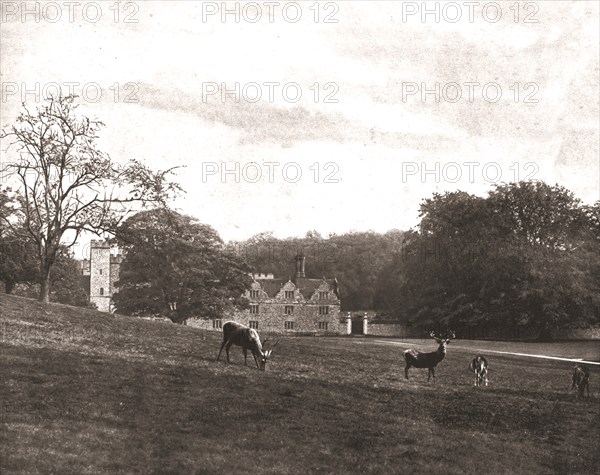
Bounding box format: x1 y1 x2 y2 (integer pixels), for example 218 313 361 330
5 280 15 294
39 263 51 303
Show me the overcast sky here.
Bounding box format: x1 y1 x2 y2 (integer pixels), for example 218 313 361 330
1 1 598 247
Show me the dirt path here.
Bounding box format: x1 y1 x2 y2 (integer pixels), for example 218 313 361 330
370 339 600 366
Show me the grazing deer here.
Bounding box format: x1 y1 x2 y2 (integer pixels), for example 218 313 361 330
216 321 279 371
571 364 590 399
470 355 489 387
404 331 455 382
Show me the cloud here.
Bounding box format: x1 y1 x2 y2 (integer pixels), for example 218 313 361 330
136 82 460 151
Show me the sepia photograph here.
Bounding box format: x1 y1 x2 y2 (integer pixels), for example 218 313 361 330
0 1 598 473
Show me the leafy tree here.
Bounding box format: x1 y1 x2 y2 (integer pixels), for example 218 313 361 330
49 249 90 307
489 181 588 250
489 183 599 339
376 182 600 340
113 208 252 324
0 95 180 302
0 186 39 293
7 244 91 307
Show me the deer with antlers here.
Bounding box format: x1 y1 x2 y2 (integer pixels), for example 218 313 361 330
403 331 455 382
571 364 590 399
216 321 279 371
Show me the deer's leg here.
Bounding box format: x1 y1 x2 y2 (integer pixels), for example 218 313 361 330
253 352 260 369
225 340 233 363
243 348 248 366
430 367 435 383
217 339 227 362
404 364 410 380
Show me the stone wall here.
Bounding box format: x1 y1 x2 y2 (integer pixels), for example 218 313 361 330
553 327 600 340
368 321 407 337
188 305 345 335
89 241 111 312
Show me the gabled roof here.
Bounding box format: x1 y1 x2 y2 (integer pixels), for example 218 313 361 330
253 276 339 299
293 277 339 300
256 279 286 297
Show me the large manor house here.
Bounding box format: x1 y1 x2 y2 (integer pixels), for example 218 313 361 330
79 240 348 334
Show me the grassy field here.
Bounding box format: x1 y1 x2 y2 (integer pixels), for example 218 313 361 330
1 294 599 475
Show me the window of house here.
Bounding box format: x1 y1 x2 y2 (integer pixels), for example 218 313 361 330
249 320 259 329
284 321 294 330
318 322 328 330
250 290 260 298
319 291 328 299
284 305 294 315
250 305 259 314
213 319 222 329
100 288 104 296
284 290 294 299
319 306 329 315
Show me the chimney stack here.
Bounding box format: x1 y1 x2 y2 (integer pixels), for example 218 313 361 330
294 253 305 279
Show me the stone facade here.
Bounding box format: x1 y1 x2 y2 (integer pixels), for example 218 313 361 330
79 247 349 334
79 240 122 313
188 255 346 335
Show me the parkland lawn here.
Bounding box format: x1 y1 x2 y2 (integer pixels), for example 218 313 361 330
1 294 599 474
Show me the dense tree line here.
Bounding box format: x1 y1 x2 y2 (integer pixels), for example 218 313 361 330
229 182 599 339
229 229 405 311
375 182 600 339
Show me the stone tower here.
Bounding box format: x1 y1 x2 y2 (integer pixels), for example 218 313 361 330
110 254 123 299
89 240 112 312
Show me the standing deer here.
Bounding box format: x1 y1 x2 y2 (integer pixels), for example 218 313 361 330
470 355 489 387
216 321 279 371
571 364 590 399
403 331 455 382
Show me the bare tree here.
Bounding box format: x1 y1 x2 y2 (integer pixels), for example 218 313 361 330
0 95 181 302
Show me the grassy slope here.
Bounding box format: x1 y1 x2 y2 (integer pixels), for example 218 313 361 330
1 294 599 475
